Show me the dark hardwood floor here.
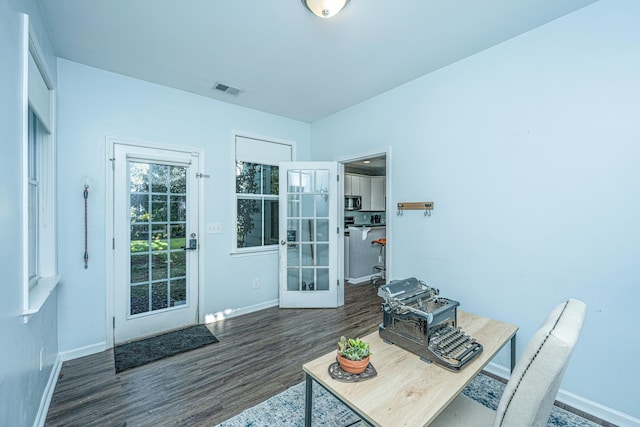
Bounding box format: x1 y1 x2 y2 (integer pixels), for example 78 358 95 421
45 284 382 427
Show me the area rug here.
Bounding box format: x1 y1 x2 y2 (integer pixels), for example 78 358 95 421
215 372 600 427
114 324 218 373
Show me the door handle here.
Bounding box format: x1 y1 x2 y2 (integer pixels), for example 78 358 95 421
280 240 287 245
182 238 197 250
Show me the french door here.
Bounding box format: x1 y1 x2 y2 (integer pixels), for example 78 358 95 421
278 162 339 308
113 143 200 343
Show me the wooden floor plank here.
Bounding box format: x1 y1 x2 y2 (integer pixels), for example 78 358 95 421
45 283 382 426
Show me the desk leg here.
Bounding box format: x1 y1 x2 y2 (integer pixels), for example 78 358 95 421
510 334 517 373
305 374 313 427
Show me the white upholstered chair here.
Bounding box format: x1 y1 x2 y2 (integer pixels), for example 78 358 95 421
430 298 587 427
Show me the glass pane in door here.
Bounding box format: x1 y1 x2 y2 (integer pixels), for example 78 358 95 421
285 169 331 292
129 161 188 316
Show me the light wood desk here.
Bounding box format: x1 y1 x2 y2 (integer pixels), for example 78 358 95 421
302 311 518 427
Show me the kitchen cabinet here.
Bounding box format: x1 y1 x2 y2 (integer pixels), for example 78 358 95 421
370 176 385 211
345 174 366 197
360 176 372 210
345 173 385 211
345 174 361 196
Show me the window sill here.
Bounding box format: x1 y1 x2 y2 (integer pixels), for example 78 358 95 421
23 275 61 323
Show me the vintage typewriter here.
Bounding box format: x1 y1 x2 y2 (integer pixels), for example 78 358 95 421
378 277 483 371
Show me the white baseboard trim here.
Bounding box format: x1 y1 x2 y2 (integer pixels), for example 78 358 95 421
557 389 640 427
33 354 62 427
59 341 107 362
483 361 511 380
204 299 279 323
484 362 640 427
346 274 380 284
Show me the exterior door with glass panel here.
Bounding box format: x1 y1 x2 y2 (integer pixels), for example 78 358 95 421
279 162 338 308
113 144 200 344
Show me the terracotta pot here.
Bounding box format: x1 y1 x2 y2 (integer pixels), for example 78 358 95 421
337 353 370 374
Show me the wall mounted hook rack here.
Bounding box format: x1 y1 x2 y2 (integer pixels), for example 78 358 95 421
397 202 434 217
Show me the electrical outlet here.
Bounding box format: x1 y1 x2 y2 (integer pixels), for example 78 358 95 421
378 255 383 263
253 279 260 289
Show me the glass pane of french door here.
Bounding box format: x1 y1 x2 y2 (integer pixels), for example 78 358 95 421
129 161 188 316
285 169 331 292
279 161 337 308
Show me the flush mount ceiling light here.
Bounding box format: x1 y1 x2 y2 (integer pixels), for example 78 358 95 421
301 0 350 18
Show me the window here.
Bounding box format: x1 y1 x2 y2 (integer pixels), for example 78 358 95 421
234 136 292 252
236 162 279 248
23 41 58 317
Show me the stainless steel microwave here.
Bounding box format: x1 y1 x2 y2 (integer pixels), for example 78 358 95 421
345 195 362 210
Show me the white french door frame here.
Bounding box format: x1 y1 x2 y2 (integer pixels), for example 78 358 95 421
105 137 206 347
337 147 392 303
278 161 339 308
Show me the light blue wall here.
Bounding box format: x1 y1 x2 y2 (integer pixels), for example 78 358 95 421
8 0 57 84
310 0 640 419
5 0 639 423
1 0 59 425
55 59 311 352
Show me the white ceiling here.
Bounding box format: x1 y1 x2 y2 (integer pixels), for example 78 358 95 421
38 0 597 123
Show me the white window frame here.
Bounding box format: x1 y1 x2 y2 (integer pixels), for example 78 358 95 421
27 109 41 286
22 21 59 321
232 134 294 255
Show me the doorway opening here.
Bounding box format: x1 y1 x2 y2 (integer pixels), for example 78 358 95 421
340 151 390 301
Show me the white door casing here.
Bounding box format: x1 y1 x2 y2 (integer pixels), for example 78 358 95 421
278 161 339 308
112 143 200 343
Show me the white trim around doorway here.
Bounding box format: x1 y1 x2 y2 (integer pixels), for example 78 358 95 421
104 136 206 348
337 147 392 302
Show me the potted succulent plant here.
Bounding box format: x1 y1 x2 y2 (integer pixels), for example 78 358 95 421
337 336 371 374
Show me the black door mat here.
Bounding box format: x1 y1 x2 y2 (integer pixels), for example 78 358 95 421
114 324 218 373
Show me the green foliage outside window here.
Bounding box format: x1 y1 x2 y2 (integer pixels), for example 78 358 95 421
236 161 279 248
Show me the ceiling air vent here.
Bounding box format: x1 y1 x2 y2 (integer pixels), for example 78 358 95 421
213 82 242 96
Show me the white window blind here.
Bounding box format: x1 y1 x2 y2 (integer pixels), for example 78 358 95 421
235 136 292 165
28 51 52 133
